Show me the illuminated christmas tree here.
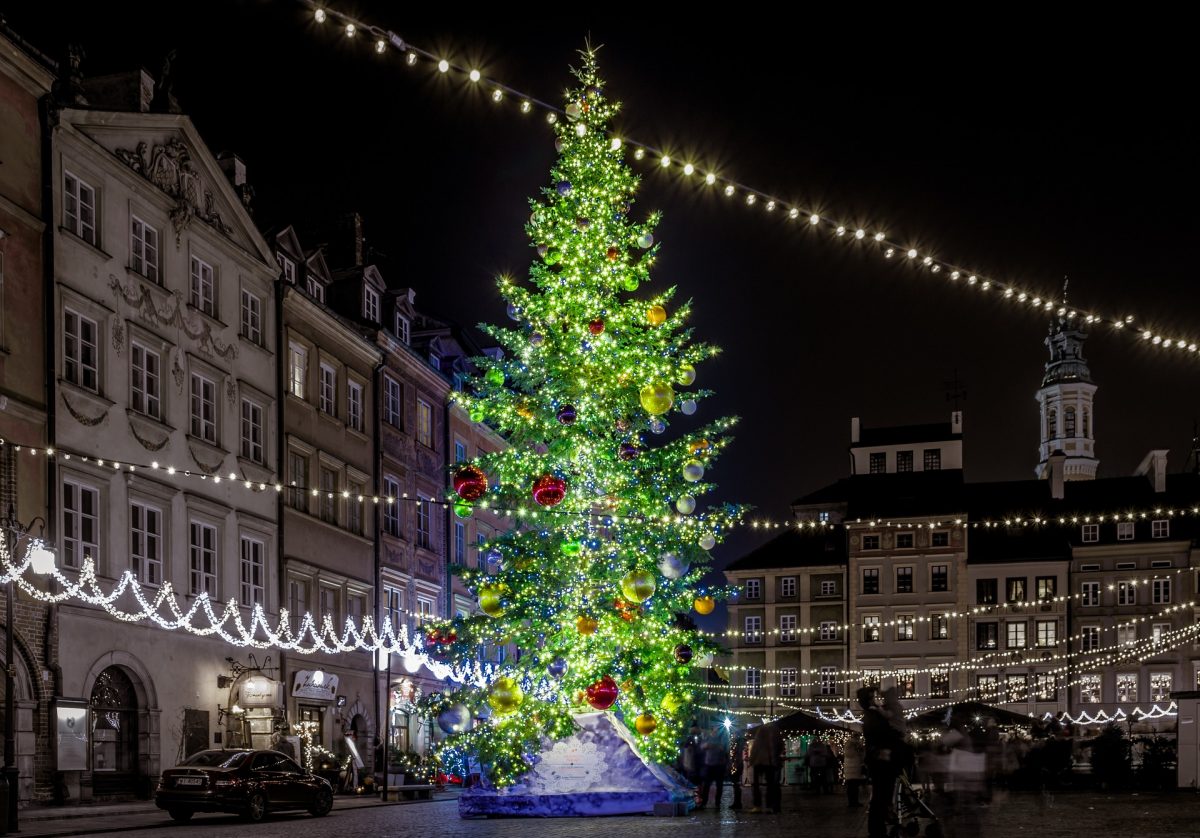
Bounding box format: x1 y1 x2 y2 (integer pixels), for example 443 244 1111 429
423 51 742 787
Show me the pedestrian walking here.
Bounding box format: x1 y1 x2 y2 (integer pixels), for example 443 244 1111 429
698 722 730 809
729 730 746 810
843 731 866 807
750 721 784 813
860 686 903 838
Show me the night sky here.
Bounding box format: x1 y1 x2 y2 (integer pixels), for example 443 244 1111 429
8 3 1199 570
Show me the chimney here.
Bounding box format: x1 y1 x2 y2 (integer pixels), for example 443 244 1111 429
850 417 861 444
951 410 963 435
81 69 154 112
1134 449 1169 494
1047 451 1066 500
217 152 253 212
348 212 364 267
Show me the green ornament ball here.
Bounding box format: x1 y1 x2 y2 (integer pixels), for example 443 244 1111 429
560 540 583 557
545 248 561 265
622 276 640 292
620 569 656 603
469 409 486 423
453 500 473 519
486 369 505 386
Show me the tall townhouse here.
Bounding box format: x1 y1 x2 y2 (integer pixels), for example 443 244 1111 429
50 72 279 798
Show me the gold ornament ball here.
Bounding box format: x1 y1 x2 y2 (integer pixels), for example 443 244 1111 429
479 583 507 618
576 614 599 635
647 305 667 326
634 713 658 736
639 382 675 416
620 570 656 603
487 676 525 716
694 595 716 615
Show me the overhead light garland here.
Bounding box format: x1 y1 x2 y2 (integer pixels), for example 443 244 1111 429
297 1 1200 361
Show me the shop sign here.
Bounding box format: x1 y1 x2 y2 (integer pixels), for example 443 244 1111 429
239 674 280 707
292 669 339 701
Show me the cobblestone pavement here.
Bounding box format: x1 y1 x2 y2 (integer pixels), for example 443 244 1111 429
28 787 1200 838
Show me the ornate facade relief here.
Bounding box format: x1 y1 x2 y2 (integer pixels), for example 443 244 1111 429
115 139 232 243
108 275 237 363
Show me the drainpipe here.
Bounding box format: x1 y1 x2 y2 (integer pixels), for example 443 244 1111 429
442 397 452 621
371 358 384 794
275 281 287 730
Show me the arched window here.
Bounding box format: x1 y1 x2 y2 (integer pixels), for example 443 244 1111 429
91 666 139 793
1047 409 1057 439
1065 407 1077 438
1083 409 1090 439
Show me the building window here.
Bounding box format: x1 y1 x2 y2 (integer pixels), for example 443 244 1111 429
1151 519 1169 539
819 579 836 597
1152 578 1171 604
779 614 797 643
347 593 366 627
1006 577 1027 603
930 671 950 698
289 578 310 625
306 277 325 302
819 668 837 697
1152 622 1170 644
819 621 838 641
1036 620 1057 648
1064 406 1077 437
896 450 913 472
189 256 216 317
130 342 161 419
1081 581 1100 607
276 253 295 282
897 670 917 699
895 532 914 549
396 313 410 344
383 585 403 630
976 622 998 650
977 675 999 700
779 576 797 598
189 520 217 597
240 289 262 345
130 215 159 282
1081 524 1099 543
347 482 364 534
1036 576 1056 601
320 585 340 628
869 452 885 474
64 309 99 392
240 399 264 463
347 381 363 432
1081 625 1100 652
1079 673 1101 704
1116 672 1138 703
931 564 948 592
1035 673 1058 701
896 615 914 641
1150 673 1173 701
744 579 761 600
240 536 265 607
383 477 401 536
189 372 217 443
1117 521 1134 541
1117 581 1136 606
1047 409 1057 439
863 616 881 643
862 534 880 551
896 566 913 594
454 440 468 463
862 669 882 688
319 362 336 415
923 448 941 471
1117 623 1137 646
745 668 762 697
862 568 879 594
363 285 380 322
416 597 434 624
1005 674 1029 703
780 668 797 697
319 466 337 525
129 500 162 585
744 615 762 644
931 530 950 547
64 171 97 244
288 451 308 512
384 377 402 427
429 354 441 371
417 399 433 448
454 521 466 564
932 613 949 640
977 578 998 605
288 342 307 399
416 496 431 549
1006 622 1027 649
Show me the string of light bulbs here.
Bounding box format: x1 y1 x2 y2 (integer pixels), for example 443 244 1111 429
297 0 1200 361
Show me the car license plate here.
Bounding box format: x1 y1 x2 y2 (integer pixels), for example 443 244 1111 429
176 777 203 787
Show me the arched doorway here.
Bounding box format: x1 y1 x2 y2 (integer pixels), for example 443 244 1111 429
90 666 139 796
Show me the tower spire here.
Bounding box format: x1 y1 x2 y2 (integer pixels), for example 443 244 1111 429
1035 277 1098 481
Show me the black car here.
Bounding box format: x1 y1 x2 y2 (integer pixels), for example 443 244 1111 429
155 748 333 823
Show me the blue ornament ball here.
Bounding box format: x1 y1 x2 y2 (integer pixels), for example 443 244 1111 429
650 417 666 434
506 303 521 321
681 399 698 415
548 657 569 679
556 180 573 197
437 703 472 734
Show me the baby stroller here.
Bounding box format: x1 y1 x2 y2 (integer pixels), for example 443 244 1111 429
889 767 942 838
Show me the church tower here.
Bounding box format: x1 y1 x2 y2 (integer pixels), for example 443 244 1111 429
1035 284 1098 480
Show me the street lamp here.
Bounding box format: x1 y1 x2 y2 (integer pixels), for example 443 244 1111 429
2 507 55 835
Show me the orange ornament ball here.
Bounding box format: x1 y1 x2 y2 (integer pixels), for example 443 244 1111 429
647 305 667 326
576 615 599 635
694 595 716 615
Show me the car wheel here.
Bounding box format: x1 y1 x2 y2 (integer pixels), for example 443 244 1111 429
309 787 333 817
243 791 267 822
168 808 194 823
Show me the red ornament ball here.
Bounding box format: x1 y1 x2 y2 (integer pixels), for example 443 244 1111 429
586 675 619 710
532 473 567 507
452 465 488 501
588 318 605 335
606 246 620 262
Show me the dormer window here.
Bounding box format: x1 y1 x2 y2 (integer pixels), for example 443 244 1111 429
276 253 296 282
429 354 441 371
305 277 325 303
396 313 410 345
363 285 380 323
